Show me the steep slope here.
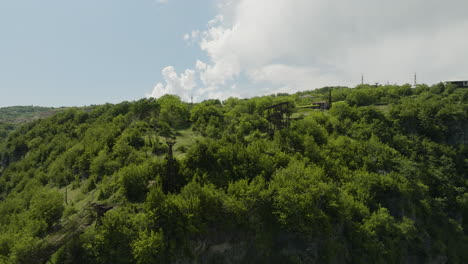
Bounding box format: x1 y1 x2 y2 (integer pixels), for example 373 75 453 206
0 85 467 263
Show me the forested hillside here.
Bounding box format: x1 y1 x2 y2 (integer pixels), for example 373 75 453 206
0 83 467 263
0 106 66 140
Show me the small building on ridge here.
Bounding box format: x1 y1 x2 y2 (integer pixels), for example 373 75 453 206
445 80 468 88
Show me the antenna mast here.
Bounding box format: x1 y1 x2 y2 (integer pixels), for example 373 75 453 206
414 73 417 87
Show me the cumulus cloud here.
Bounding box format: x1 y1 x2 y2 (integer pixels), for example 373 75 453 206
146 66 196 101
149 0 468 101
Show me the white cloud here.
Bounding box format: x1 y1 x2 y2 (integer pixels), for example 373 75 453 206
149 0 468 100
250 64 342 92
183 30 201 45
146 66 196 101
208 15 224 26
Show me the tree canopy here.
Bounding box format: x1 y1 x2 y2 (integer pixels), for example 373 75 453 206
0 84 467 263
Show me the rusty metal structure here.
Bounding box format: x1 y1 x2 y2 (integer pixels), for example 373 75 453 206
311 90 332 110
88 203 114 226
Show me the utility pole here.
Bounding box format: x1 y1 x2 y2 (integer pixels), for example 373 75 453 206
64 186 68 205
361 73 364 85
414 72 417 87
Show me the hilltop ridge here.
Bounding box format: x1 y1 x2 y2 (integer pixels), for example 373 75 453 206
0 83 467 263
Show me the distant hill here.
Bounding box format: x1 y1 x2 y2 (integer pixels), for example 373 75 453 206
0 106 65 124
0 106 68 139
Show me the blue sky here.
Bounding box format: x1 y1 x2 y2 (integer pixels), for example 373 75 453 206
0 0 215 107
2 0 468 107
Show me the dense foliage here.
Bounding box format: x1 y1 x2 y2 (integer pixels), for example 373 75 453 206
0 85 467 263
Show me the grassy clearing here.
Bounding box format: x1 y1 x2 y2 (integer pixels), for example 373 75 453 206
374 104 391 113
58 185 98 215
292 107 316 119
172 128 203 158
